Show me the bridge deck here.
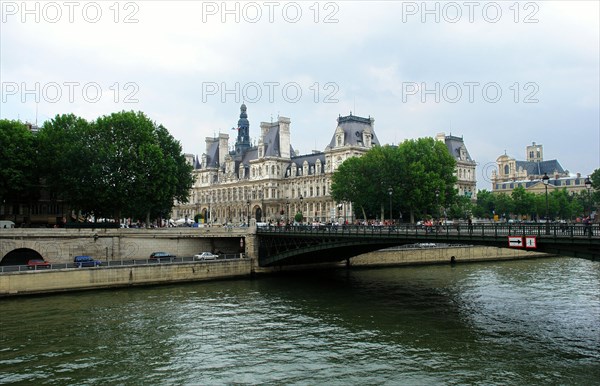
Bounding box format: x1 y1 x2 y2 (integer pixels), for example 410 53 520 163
257 223 600 266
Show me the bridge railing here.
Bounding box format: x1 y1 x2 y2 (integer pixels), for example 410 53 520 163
0 254 246 274
257 223 598 238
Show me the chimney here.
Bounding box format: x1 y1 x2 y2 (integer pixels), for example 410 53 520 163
278 116 291 159
218 133 229 166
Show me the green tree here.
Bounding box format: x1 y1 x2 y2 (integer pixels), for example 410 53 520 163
0 120 39 222
330 138 457 223
511 186 536 219
37 111 194 225
472 190 495 219
0 120 38 200
494 193 513 220
447 195 473 219
330 154 376 221
396 138 457 222
37 114 94 216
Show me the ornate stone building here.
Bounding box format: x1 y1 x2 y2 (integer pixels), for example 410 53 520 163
172 105 379 225
491 142 589 194
435 133 477 200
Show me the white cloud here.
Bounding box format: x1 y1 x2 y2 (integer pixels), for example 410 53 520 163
1 0 598 189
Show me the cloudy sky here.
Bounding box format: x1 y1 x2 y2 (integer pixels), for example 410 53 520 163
1 1 598 189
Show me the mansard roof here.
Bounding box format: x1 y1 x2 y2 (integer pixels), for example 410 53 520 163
285 152 326 176
327 114 380 148
205 140 220 168
444 135 474 162
515 160 565 176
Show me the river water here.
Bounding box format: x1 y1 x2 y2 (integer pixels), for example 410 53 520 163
1 257 599 385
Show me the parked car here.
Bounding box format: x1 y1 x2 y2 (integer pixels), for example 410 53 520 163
194 252 218 261
74 255 102 268
149 251 176 259
27 259 51 269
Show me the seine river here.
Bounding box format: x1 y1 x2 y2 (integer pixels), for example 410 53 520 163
1 257 599 385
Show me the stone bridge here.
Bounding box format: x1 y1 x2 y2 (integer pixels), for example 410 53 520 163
2 223 598 269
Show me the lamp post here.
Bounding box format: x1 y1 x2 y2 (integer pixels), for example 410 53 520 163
246 199 250 226
585 176 592 215
388 187 393 225
286 200 290 224
435 189 440 220
542 172 550 234
299 195 303 224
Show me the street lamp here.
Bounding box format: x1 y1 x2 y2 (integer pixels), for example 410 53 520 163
388 187 393 224
585 176 592 216
299 195 303 224
542 172 550 234
435 189 440 220
246 199 250 226
286 200 290 223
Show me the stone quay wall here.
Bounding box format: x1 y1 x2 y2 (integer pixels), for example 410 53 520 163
350 245 549 267
0 259 254 296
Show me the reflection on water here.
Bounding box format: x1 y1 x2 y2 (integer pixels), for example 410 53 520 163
1 257 599 385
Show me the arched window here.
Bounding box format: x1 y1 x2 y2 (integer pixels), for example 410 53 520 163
504 165 509 175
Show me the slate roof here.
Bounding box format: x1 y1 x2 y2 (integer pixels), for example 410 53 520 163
261 122 294 158
327 115 380 148
205 140 220 168
444 135 473 161
515 160 565 176
196 110 375 179
284 152 326 176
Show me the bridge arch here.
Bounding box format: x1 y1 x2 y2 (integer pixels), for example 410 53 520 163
1 248 44 266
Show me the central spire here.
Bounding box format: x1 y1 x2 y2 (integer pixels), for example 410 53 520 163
235 104 251 158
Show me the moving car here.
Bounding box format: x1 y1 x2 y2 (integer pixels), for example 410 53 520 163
149 251 176 259
74 255 102 268
194 252 218 261
27 259 51 269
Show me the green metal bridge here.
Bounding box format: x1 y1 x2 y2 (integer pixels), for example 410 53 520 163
256 223 600 267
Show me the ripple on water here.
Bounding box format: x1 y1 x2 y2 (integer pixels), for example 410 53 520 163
1 257 598 385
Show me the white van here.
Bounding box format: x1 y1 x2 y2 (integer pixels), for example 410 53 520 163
0 221 15 229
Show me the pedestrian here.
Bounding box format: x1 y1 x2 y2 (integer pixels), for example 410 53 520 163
583 216 591 235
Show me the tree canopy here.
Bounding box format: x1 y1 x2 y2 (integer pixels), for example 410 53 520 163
0 119 38 204
330 138 457 222
37 111 194 223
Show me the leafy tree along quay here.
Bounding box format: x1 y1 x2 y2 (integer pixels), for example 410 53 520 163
330 138 457 223
0 119 40 217
36 111 194 225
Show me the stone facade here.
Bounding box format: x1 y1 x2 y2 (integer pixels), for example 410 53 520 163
172 105 380 225
172 106 478 224
435 133 477 200
492 142 589 194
